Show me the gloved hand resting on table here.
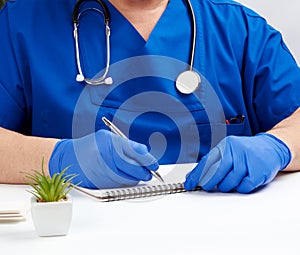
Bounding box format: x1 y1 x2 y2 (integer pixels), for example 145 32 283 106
49 129 159 189
184 133 291 193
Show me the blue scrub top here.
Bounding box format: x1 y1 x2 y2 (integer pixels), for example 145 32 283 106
0 0 300 164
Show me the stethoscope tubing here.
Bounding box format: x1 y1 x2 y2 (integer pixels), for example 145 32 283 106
73 7 112 85
72 0 199 92
185 0 196 70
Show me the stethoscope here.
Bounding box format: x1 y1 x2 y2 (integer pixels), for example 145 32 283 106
72 0 201 94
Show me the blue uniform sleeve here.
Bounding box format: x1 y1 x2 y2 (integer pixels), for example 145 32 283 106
242 10 300 131
0 3 28 132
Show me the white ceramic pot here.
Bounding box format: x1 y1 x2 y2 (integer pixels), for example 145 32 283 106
31 195 73 237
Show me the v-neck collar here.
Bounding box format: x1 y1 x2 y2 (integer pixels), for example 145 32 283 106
104 0 174 45
100 0 191 65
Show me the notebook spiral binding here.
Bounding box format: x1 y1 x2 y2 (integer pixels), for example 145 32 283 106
101 183 201 202
100 183 182 202
72 183 201 202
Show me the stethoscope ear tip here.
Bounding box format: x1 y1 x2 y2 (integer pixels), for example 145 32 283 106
75 74 112 85
104 77 113 85
76 74 85 82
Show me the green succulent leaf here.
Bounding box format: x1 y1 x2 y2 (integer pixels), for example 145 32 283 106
23 158 79 202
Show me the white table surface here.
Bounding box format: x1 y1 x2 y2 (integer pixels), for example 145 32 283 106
1 164 300 255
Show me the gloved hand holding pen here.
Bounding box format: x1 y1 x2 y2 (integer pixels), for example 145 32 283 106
48 129 159 189
184 133 291 193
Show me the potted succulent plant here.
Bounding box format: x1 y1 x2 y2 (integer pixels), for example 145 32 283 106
24 159 77 237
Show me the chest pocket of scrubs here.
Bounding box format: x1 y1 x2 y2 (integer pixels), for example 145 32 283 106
189 121 247 161
87 75 247 164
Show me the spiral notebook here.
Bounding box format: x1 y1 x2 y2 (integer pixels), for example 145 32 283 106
73 163 201 202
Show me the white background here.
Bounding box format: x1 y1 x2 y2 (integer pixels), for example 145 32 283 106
238 0 300 64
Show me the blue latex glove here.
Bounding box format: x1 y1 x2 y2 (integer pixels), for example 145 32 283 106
184 133 291 193
49 129 159 189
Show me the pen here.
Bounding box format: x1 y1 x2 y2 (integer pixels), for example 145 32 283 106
102 117 165 183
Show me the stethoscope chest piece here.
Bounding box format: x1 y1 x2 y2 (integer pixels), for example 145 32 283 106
176 70 201 94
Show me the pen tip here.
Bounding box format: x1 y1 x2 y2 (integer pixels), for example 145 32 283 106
102 117 110 125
